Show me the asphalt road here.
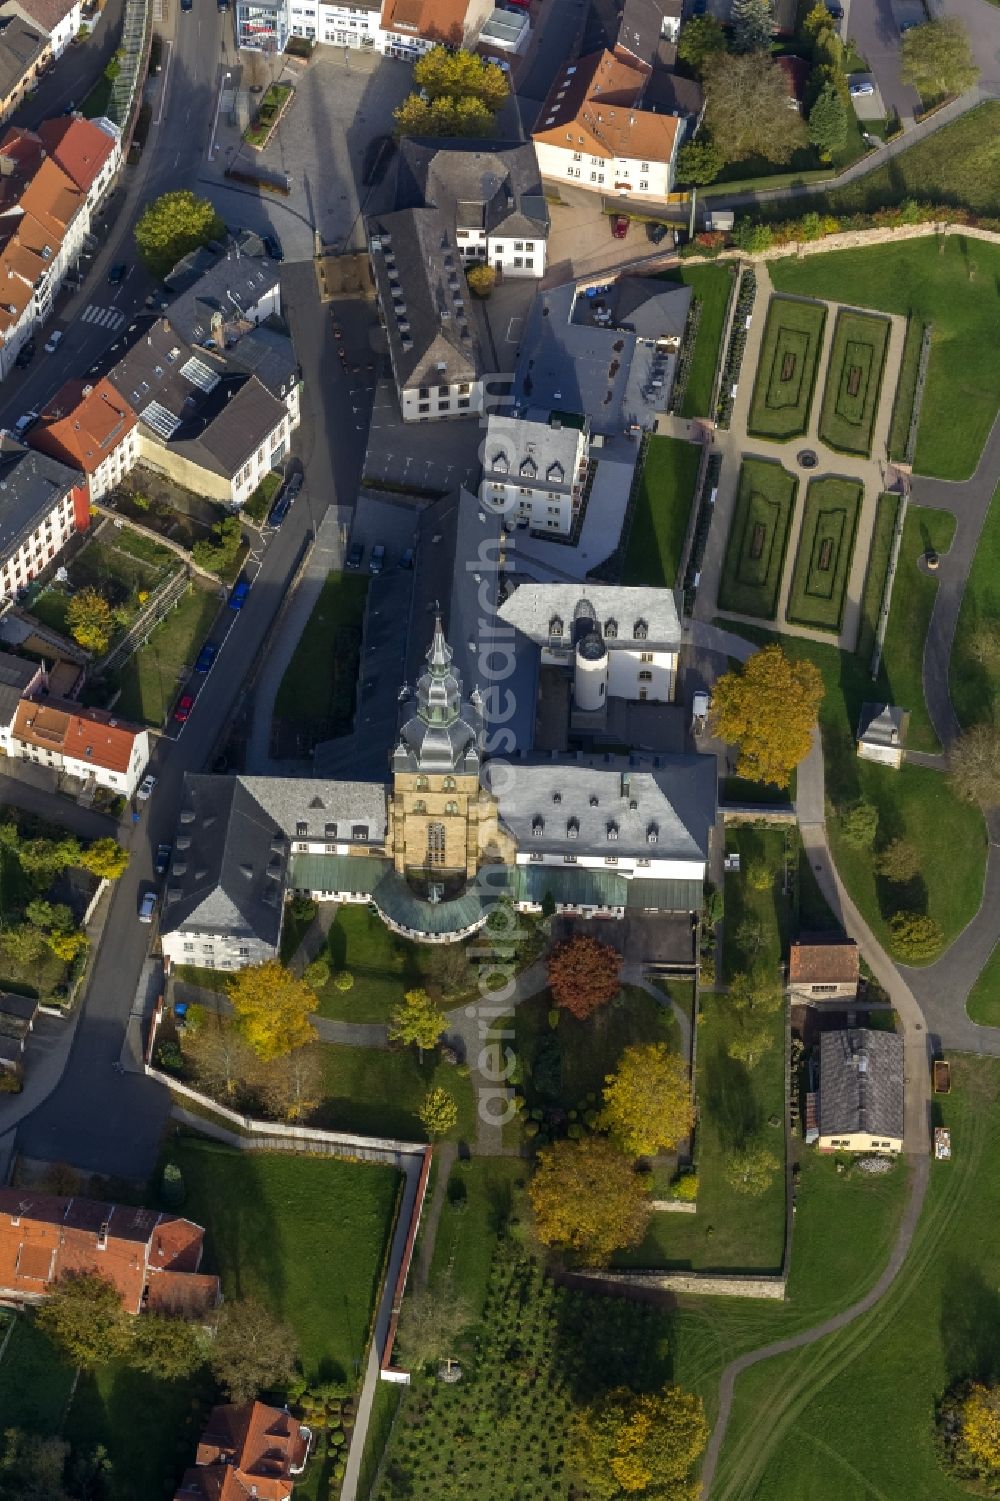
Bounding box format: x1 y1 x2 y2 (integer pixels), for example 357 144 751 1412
848 0 920 121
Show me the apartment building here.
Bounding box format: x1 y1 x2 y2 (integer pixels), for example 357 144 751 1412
0 0 82 59
0 436 86 601
12 697 150 795
29 377 139 501
480 411 589 535
37 113 122 209
280 0 491 52
0 13 49 123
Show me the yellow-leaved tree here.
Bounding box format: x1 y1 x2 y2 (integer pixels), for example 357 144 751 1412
961 1383 1000 1471
388 987 446 1059
227 960 317 1061
599 1043 695 1158
709 644 823 787
529 1137 651 1263
576 1385 708 1500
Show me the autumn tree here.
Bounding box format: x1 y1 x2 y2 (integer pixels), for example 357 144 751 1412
183 1013 260 1102
209 1298 299 1403
227 961 317 1061
725 1143 780 1196
37 1273 130 1368
599 1043 695 1158
948 724 1000 807
728 1026 774 1071
388 987 446 1058
729 966 783 1015
257 1043 325 1122
808 81 848 160
547 935 621 1020
874 837 920 884
677 137 725 184
66 588 114 654
889 911 944 960
529 1137 651 1262
398 1285 471 1374
413 45 509 110
17 836 81 884
901 18 979 101
418 1086 458 1138
959 1383 1000 1472
77 837 130 880
0 923 45 967
466 263 496 298
731 0 773 53
709 645 823 786
134 189 225 279
129 1313 205 1379
576 1384 709 1501
703 53 809 165
394 92 495 139
676 14 727 73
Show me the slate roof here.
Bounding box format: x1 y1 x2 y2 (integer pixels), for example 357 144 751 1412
224 324 298 400
481 412 586 500
857 702 908 749
241 776 387 843
573 277 691 340
394 137 549 243
0 15 47 100
164 251 279 348
0 436 81 557
788 934 860 985
615 0 681 68
0 649 41 723
498 581 682 652
818 1028 904 1141
366 207 483 390
174 377 286 477
483 752 715 862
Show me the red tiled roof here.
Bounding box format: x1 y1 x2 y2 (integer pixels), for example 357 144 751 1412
788 936 860 984
31 377 137 475
13 697 143 775
380 0 473 43
37 116 117 194
180 1403 309 1501
532 49 679 165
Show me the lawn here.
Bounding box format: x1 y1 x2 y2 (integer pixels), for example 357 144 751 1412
817 309 892 456
315 1042 477 1143
428 1157 527 1314
659 262 735 418
856 491 900 664
786 477 862 633
710 1056 1000 1501
879 505 956 751
114 582 220 726
888 316 924 461
967 941 1000 1027
718 458 798 619
768 237 1000 479
273 571 368 749
170 1135 400 1384
70 531 176 602
621 434 702 588
950 481 1000 730
721 825 794 981
747 296 827 442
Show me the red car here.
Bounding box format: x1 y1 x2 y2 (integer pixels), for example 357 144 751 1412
173 693 195 724
611 215 630 240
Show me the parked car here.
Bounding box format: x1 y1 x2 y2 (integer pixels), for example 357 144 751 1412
217 0 229 9
399 547 415 570
346 542 364 570
14 411 38 437
692 690 711 722
825 1 844 15
849 80 875 97
646 221 670 245
138 890 157 924
180 0 192 11
611 215 630 240
154 843 172 876
369 544 386 575
229 576 251 611
14 340 35 369
107 262 128 285
263 233 283 262
173 692 195 724
137 773 157 802
194 642 217 673
44 330 63 354
268 493 291 528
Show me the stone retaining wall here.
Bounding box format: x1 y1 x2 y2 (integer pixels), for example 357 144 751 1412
575 1268 787 1299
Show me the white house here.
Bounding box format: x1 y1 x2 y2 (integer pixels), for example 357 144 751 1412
0 649 44 752
29 377 139 502
38 115 122 213
12 697 150 797
1 0 81 57
480 411 589 535
0 438 86 602
857 703 908 769
817 1029 904 1155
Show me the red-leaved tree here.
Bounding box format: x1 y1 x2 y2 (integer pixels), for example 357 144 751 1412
547 936 621 1020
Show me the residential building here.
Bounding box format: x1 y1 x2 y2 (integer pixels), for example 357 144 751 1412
857 702 908 769
393 137 550 279
11 697 150 797
480 411 589 534
277 0 491 51
0 990 37 1075
0 1189 221 1312
0 0 81 57
0 648 44 750
380 0 492 57
30 378 139 500
37 113 121 208
787 933 860 1005
0 13 49 124
0 142 87 372
532 50 682 200
288 0 384 47
613 0 682 69
816 1028 904 1155
0 437 86 602
175 1402 311 1501
367 208 484 422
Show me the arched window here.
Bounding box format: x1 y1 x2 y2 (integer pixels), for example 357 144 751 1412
427 823 446 866
604 617 617 638
445 801 459 816
416 774 429 791
413 800 427 815
443 775 456 791
549 615 563 639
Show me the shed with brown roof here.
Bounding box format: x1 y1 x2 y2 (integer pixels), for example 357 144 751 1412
788 933 860 1003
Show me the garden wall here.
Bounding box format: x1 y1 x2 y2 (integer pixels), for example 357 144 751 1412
574 1268 787 1299
685 221 1000 271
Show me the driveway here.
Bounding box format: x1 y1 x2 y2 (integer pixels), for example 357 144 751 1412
848 0 920 121
935 0 1000 92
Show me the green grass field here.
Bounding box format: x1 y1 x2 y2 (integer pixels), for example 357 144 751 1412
315 1042 477 1142
856 492 900 663
967 941 1000 1027
429 1157 527 1314
748 296 827 441
950 481 1000 730
274 571 368 739
621 434 702 587
888 316 924 461
879 505 956 751
719 459 798 619
769 238 1000 480
818 310 892 456
786 477 862 633
114 583 220 726
170 1137 399 1383
659 262 735 418
710 1057 1000 1500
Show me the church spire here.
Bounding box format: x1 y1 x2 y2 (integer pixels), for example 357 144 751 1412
416 614 462 728
427 612 453 674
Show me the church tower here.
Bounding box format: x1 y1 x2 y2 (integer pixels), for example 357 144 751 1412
388 617 487 880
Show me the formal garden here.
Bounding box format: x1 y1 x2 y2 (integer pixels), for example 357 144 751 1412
786 476 863 634
747 297 827 442
719 458 798 618
817 309 892 457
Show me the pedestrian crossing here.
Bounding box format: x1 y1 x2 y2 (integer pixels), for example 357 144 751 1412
81 304 126 332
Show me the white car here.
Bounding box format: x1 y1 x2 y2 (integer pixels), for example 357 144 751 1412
849 81 875 98
138 890 156 924
136 774 157 801
692 690 711 725
44 330 63 353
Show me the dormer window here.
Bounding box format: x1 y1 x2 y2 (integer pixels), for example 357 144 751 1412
552 791 562 804
325 822 337 838
567 817 579 839
548 615 563 639
491 450 509 474
532 815 544 836
589 794 599 807
546 461 564 483
604 618 617 638
633 619 648 640
352 824 369 841
647 822 658 844
296 822 308 837
607 821 619 841
519 456 537 478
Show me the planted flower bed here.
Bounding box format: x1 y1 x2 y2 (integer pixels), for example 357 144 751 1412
244 81 293 150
